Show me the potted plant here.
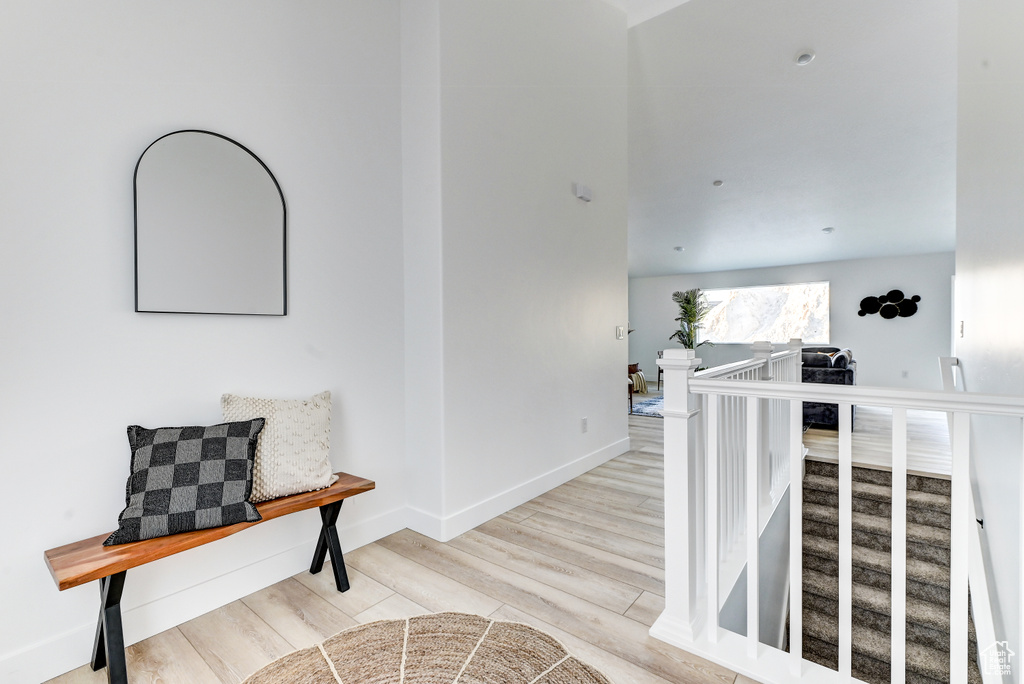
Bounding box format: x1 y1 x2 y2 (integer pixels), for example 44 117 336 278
669 288 714 350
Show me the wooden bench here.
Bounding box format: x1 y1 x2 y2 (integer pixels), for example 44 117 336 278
44 472 375 684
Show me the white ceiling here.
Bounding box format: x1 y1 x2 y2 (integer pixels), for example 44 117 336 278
625 0 958 277
602 0 690 27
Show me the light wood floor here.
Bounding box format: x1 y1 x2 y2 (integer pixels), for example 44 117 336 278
47 413 758 684
803 405 953 477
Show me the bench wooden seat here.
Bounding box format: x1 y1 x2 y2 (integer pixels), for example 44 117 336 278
44 471 374 684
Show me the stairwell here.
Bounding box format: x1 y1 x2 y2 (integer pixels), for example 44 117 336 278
801 458 982 683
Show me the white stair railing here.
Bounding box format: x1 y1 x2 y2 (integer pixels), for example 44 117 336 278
653 350 1024 684
659 340 801 646
939 357 1001 684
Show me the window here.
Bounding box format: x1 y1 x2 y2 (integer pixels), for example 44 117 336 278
702 282 829 344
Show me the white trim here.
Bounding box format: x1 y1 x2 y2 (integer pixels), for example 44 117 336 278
968 489 1000 684
650 615 871 684
662 408 699 420
697 358 765 379
690 379 1024 416
406 437 630 543
770 349 801 362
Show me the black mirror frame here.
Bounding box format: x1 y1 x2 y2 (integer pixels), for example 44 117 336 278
133 129 288 316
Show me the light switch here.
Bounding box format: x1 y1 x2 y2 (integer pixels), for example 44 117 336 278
616 326 625 340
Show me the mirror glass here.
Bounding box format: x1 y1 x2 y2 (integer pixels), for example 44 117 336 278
135 130 286 315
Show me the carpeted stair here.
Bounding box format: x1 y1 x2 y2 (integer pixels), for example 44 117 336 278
801 459 982 683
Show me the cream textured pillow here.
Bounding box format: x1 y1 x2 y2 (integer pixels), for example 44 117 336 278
222 391 338 502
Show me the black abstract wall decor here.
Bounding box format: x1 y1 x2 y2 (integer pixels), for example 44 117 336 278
859 289 920 319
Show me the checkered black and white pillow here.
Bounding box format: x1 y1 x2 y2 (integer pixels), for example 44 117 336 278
104 419 265 546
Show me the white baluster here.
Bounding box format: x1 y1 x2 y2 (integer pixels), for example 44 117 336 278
950 412 970 683
839 402 853 679
753 342 773 517
746 394 761 660
706 394 720 644
741 395 747 552
892 407 908 684
695 395 706 598
789 396 803 676
727 396 735 553
722 397 732 556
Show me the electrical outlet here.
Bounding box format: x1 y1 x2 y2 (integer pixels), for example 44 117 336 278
581 417 588 433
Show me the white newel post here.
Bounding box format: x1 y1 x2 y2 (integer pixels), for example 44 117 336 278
752 340 773 381
789 338 804 383
654 348 705 642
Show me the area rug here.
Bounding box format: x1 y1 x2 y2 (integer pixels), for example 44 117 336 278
243 612 611 684
631 395 663 418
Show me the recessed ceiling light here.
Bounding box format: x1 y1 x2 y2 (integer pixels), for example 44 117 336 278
796 50 815 66
713 180 724 187
674 246 685 252
822 226 835 234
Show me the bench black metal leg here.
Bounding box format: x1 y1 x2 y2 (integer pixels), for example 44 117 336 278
91 571 128 684
309 500 350 592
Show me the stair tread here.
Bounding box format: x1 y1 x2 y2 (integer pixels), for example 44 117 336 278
804 487 952 529
803 553 951 607
802 569 951 632
803 474 951 512
803 607 961 681
803 534 950 589
803 502 951 548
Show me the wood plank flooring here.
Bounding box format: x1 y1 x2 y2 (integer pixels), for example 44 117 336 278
46 412 748 684
803 405 953 477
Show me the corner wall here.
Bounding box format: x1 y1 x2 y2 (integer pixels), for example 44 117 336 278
629 252 954 389
436 0 631 536
0 3 406 682
956 0 1024 677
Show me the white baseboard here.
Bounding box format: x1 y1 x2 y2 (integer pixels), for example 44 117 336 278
2 506 407 684
650 613 847 684
407 437 630 542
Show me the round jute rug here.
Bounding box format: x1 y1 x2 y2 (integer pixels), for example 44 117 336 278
243 612 612 684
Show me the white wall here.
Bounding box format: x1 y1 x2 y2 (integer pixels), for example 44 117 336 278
0 3 407 682
1 1 633 680
433 0 631 537
402 0 448 536
629 252 954 390
956 0 1024 678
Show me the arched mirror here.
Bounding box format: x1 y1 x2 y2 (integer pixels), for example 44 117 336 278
134 130 287 315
